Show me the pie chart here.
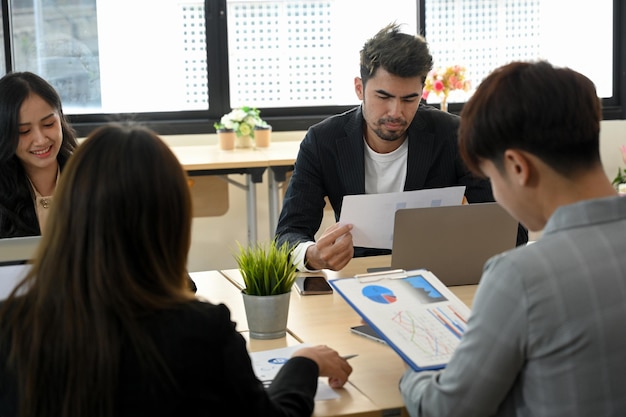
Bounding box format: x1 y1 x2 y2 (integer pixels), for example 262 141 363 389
362 285 397 304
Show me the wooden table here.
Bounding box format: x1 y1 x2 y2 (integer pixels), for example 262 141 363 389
219 255 479 417
171 141 301 243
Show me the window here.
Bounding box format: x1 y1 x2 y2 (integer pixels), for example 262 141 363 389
423 0 614 111
1 0 624 137
0 7 4 75
225 0 418 108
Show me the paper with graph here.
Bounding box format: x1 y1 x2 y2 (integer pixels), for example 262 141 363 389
330 269 471 371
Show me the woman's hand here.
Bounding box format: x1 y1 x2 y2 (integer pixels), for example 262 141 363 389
292 345 353 388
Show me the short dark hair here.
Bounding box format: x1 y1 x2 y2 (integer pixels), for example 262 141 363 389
359 23 433 86
459 61 602 177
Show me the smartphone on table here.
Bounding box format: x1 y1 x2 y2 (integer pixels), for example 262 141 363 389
350 324 387 344
294 275 333 295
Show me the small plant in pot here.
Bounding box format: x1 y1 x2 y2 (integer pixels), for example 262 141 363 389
214 106 267 148
234 239 298 339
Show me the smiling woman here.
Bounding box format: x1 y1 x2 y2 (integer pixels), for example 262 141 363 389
0 72 78 238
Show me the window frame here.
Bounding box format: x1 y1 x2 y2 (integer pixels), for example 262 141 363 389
1 0 624 138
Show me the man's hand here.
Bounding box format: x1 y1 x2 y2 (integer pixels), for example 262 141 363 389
305 223 354 271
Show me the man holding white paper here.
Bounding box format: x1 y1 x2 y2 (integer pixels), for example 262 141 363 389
339 186 466 250
275 23 526 272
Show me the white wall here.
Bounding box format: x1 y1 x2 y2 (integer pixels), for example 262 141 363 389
172 120 626 272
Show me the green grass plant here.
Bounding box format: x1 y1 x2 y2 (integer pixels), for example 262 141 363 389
234 239 298 296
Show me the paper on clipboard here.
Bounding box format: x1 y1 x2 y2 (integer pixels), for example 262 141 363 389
330 269 471 371
338 186 466 249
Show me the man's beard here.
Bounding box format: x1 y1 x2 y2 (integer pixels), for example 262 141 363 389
373 118 407 142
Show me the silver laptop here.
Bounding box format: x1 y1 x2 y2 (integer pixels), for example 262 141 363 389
0 236 40 300
391 203 518 286
0 236 41 263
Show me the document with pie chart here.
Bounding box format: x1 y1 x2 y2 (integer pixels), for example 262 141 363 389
330 269 471 371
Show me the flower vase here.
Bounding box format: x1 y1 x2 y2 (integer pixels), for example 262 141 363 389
254 125 271 148
440 96 448 112
236 135 253 149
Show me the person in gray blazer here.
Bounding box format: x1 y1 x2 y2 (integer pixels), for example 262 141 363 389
275 23 527 272
400 61 626 416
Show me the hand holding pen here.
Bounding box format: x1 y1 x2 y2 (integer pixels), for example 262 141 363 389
292 345 354 388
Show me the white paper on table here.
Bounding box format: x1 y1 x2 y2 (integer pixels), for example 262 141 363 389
338 186 466 250
249 343 340 401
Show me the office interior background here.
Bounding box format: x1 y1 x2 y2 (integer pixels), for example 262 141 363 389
1 0 625 271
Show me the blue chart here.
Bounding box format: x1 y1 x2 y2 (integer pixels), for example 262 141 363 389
331 271 471 369
360 278 462 361
362 285 397 304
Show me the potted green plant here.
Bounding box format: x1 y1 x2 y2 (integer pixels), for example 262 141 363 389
234 239 298 339
612 145 626 195
214 106 268 148
612 167 626 187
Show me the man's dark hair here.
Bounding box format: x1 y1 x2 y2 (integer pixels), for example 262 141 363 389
459 60 602 177
359 23 433 86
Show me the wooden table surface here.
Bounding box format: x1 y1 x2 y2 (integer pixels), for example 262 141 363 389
218 255 478 417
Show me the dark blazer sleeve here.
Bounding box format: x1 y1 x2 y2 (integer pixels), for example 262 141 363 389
275 128 329 249
209 303 319 417
275 108 364 249
128 302 319 417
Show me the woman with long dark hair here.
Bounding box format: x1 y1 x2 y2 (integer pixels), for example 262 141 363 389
0 71 78 238
0 124 351 417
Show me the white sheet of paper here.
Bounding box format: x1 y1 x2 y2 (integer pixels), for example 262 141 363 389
338 186 466 250
249 343 340 401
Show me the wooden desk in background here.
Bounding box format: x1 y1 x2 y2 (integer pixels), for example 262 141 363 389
219 255 478 417
171 141 301 244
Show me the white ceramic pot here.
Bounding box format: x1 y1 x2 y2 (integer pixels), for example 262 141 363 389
236 135 253 148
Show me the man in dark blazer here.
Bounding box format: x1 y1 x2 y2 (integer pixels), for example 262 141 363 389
275 23 527 271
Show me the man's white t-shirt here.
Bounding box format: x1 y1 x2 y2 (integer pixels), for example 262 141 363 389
292 137 409 271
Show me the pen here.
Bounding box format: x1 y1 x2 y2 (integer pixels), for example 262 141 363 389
354 269 407 283
354 269 405 279
341 354 358 360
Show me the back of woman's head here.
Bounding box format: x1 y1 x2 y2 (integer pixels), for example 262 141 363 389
1 125 194 417
0 71 76 164
37 124 193 309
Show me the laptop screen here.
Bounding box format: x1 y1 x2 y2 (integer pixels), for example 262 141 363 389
0 236 40 263
0 236 40 300
391 203 518 286
0 261 31 300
